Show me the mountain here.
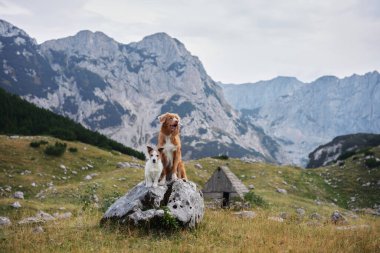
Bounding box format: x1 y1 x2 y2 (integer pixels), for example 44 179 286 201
0 87 145 160
221 72 380 166
307 133 380 168
0 19 280 162
220 76 304 111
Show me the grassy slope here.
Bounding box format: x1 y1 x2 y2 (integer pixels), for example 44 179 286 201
0 135 379 252
313 146 380 209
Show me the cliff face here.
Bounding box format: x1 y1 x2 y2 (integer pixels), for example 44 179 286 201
222 72 380 165
0 19 280 161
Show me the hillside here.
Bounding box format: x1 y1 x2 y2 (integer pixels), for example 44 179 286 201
0 135 379 252
307 133 380 168
0 87 144 160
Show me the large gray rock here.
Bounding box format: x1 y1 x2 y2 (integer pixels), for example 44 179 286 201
166 180 204 228
101 180 204 229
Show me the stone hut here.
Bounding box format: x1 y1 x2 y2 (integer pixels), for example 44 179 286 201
202 166 249 207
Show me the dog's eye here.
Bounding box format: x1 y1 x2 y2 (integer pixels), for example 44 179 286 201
150 154 153 157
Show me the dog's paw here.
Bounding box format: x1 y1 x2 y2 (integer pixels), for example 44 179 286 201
159 178 166 185
171 173 178 181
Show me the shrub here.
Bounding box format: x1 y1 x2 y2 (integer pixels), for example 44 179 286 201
337 151 356 161
212 155 229 160
79 184 100 211
29 140 49 148
30 141 41 148
68 147 78 153
365 158 380 168
364 150 375 157
44 142 67 156
159 207 179 230
358 148 374 156
244 191 268 208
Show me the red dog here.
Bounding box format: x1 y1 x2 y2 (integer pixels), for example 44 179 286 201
158 113 187 182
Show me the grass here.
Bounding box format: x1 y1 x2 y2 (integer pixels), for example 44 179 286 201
1 209 379 252
0 135 379 252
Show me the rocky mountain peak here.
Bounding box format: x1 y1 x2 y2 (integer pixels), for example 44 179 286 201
132 32 190 64
0 19 28 38
313 75 339 84
41 29 119 57
269 76 302 84
0 19 36 46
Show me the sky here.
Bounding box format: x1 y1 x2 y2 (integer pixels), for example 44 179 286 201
1 0 379 84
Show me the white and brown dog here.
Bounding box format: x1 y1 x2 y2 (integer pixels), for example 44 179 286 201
145 146 164 188
157 113 187 183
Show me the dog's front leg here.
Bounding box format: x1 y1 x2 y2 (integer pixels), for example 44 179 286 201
145 169 149 187
171 148 181 181
153 174 159 187
158 168 166 185
145 177 152 187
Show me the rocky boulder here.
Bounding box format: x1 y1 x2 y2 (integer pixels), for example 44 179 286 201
14 191 24 199
100 179 204 229
0 216 11 227
276 188 287 194
331 210 348 225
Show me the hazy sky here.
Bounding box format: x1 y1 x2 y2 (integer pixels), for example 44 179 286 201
1 0 379 83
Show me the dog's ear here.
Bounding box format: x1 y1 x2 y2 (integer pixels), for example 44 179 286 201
158 147 164 153
158 113 168 123
147 146 153 154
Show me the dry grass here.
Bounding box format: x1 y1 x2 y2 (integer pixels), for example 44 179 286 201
1 209 379 253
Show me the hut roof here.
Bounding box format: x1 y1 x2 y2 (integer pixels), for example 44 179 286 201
203 166 249 199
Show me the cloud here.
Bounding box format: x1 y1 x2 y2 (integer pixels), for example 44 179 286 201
0 0 31 15
1 0 379 83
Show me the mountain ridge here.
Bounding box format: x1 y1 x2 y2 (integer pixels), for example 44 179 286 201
0 19 280 162
221 70 380 166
